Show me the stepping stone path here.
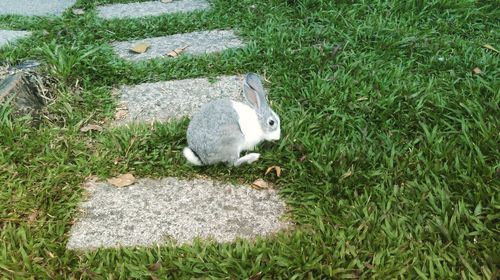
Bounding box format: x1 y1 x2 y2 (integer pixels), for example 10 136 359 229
0 0 76 17
0 30 31 48
1 0 289 250
112 30 244 61
68 177 289 249
115 75 243 124
97 0 210 19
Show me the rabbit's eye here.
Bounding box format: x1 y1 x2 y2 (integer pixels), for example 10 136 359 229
268 120 275 126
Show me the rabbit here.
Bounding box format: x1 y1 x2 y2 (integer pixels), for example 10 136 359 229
183 73 280 166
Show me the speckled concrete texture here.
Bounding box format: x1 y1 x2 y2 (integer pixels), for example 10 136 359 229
115 75 245 125
112 30 245 61
67 177 289 250
97 0 210 19
0 30 31 48
0 0 76 16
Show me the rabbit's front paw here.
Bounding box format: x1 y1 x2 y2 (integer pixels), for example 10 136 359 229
234 153 260 166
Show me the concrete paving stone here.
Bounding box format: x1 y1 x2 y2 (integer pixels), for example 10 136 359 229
115 75 245 125
67 177 290 250
112 29 245 61
0 0 76 17
97 0 210 19
0 30 31 48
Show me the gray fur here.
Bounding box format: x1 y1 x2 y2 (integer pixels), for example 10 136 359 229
185 73 280 166
186 98 244 166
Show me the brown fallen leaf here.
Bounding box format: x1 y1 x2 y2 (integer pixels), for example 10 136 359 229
364 262 375 270
27 211 38 224
130 42 151 54
249 271 263 280
482 44 499 54
339 167 353 180
148 262 161 271
107 173 136 188
265 166 282 177
80 124 103 132
115 104 129 120
72 8 85 15
251 178 270 190
167 45 189 57
472 67 482 75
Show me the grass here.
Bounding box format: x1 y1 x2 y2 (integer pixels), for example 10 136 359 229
1 0 499 278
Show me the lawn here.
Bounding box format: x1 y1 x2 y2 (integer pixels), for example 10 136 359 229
0 0 499 278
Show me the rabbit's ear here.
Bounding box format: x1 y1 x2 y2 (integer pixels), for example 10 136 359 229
243 73 267 109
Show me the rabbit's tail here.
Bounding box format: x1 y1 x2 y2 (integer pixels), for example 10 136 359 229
183 147 203 166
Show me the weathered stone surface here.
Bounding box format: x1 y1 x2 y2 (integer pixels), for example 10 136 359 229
67 177 289 250
0 0 76 17
0 30 31 48
0 61 48 116
112 30 244 61
97 0 210 19
115 75 244 125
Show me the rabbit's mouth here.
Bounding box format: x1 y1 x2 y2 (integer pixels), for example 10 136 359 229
266 129 281 141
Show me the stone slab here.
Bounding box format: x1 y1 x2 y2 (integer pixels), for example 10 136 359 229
97 0 210 19
0 0 76 17
67 177 289 250
115 75 244 125
112 30 244 61
0 30 31 48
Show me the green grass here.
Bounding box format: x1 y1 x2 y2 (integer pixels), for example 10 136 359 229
1 0 499 278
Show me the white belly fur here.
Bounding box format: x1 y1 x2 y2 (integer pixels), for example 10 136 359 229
231 101 263 151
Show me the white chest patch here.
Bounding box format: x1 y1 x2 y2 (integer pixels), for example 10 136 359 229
231 101 263 151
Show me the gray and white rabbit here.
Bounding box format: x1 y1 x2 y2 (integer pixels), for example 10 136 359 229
183 73 280 166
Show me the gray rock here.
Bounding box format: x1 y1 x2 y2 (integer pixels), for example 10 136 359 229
0 61 48 116
0 0 76 16
0 30 31 48
115 75 244 125
67 177 290 250
97 0 210 19
112 30 245 61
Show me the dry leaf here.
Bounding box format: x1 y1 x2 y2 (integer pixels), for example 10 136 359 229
364 262 375 270
167 45 189 57
85 175 99 182
482 44 499 54
357 96 368 101
249 271 263 280
72 8 85 15
130 42 151 54
148 262 161 271
340 168 353 180
251 178 270 190
161 0 173 2
80 124 103 132
115 104 129 120
27 211 38 224
472 67 481 75
108 173 136 188
265 166 282 177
